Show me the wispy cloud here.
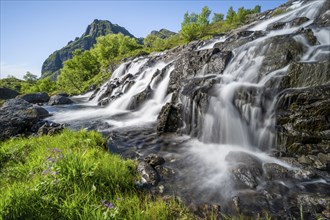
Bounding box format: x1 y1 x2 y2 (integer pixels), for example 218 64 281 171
0 61 41 80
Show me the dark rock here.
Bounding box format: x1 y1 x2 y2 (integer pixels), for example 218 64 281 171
225 151 263 189
56 92 69 97
263 163 289 180
266 17 309 31
19 92 50 103
289 193 330 218
127 85 153 110
48 95 74 106
33 106 50 118
0 87 19 100
157 103 182 133
280 61 330 89
259 35 304 75
0 98 48 140
276 85 330 156
37 122 65 136
137 162 159 187
144 153 165 167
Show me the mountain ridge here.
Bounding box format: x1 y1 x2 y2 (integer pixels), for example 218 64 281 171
41 19 135 80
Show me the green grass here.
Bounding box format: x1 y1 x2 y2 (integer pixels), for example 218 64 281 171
0 130 190 219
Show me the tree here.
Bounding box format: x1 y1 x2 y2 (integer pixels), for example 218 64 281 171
235 7 247 23
253 5 261 13
92 33 141 68
197 6 211 26
180 6 211 42
58 49 100 94
212 13 224 23
226 6 237 24
23 71 38 82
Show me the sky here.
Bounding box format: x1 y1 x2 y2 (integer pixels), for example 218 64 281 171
0 0 287 79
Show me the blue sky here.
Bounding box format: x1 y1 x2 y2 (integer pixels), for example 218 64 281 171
0 0 286 79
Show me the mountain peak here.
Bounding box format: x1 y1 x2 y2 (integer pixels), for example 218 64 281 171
41 19 135 80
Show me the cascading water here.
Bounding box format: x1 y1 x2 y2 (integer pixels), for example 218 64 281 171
46 0 329 216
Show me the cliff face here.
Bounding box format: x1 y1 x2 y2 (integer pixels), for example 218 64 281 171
41 19 135 80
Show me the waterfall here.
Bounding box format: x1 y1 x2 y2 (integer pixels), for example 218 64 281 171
46 0 329 213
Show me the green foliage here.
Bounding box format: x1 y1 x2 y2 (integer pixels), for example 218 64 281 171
272 8 287 17
0 130 190 219
180 6 211 42
23 71 38 83
0 78 32 93
92 33 142 67
226 6 237 24
58 49 101 94
212 13 224 23
21 77 57 94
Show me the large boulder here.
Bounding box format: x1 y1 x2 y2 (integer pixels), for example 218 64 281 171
0 98 49 140
48 95 74 106
0 87 19 100
19 92 50 103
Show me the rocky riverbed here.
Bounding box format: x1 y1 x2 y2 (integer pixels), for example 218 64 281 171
1 0 329 218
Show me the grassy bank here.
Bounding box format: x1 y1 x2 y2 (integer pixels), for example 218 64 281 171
0 130 189 219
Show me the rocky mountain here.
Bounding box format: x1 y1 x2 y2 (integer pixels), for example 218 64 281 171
41 19 135 80
149 28 176 39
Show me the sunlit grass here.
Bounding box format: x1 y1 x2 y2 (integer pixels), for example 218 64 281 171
0 130 190 219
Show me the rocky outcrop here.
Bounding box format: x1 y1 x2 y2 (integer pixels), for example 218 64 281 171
0 99 49 140
19 92 50 104
0 87 19 100
276 85 330 157
157 103 182 133
41 19 136 80
48 95 74 106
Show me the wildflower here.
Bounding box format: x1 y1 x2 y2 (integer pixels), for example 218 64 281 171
47 157 56 163
53 148 61 153
43 169 50 175
117 198 121 201
102 200 114 209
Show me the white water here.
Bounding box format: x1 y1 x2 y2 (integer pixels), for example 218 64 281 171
182 0 328 196
50 56 174 127
47 0 328 202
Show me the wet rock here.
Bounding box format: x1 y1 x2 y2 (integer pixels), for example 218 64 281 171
157 103 182 133
154 165 175 180
33 106 50 118
137 162 159 187
266 17 310 31
280 61 330 89
300 28 319 45
0 87 19 100
263 163 289 180
48 94 74 106
0 98 48 140
289 193 330 218
225 151 263 189
37 121 65 136
19 92 50 104
144 153 165 167
232 192 269 217
259 35 304 75
276 85 330 156
127 85 153 110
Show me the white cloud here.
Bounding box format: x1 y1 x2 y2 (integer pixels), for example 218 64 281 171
0 61 41 80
